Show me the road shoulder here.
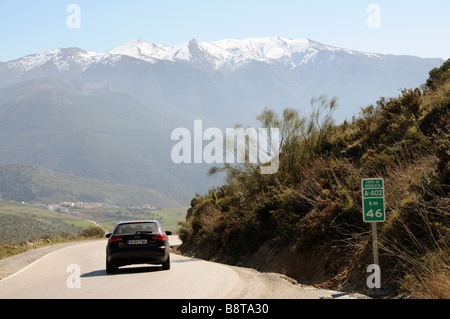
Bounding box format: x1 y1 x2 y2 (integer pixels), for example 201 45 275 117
0 240 101 280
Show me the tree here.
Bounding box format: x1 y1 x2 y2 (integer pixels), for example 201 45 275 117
425 59 450 90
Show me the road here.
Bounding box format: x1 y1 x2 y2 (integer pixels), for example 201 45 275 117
0 237 366 299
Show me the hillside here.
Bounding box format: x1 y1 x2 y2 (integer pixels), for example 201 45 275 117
0 78 214 202
0 163 182 207
178 60 450 298
0 200 93 246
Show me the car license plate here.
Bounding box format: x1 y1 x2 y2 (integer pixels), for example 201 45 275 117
127 239 147 245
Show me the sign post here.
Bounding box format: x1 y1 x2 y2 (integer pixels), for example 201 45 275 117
371 223 379 266
362 178 385 268
362 178 385 290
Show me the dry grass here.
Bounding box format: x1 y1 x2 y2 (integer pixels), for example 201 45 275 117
398 248 449 299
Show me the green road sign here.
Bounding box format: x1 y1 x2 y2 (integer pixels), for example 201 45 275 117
362 178 386 222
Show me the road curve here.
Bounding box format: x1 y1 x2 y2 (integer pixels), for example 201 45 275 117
0 239 366 299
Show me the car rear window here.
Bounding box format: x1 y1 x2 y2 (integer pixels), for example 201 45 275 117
114 222 159 235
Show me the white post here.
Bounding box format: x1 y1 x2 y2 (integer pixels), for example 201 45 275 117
371 222 379 266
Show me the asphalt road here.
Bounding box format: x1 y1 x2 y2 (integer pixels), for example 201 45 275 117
0 238 367 299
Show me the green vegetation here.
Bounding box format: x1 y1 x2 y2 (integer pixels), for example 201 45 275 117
0 200 106 259
179 60 450 298
0 163 186 250
0 201 91 245
0 225 105 260
0 163 181 207
0 200 186 240
74 206 188 233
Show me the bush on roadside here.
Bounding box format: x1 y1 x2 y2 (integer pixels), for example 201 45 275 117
78 226 105 239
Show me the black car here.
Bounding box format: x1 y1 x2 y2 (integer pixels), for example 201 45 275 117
105 220 172 273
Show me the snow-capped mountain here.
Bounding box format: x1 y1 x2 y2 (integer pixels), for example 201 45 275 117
0 37 443 124
3 37 382 74
4 47 99 73
107 37 378 69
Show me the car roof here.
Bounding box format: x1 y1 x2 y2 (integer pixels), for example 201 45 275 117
116 220 160 224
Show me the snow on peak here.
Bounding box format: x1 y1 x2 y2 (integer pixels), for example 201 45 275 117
107 38 220 64
105 37 380 69
107 39 172 63
5 37 382 73
210 37 314 67
106 37 321 68
6 47 100 72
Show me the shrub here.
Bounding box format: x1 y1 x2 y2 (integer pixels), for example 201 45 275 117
79 226 105 238
425 59 450 90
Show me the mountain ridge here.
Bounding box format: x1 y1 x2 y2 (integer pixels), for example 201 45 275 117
106 37 383 69
3 37 439 75
0 37 442 125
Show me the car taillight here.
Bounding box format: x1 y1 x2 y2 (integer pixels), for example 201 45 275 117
108 236 122 243
152 234 167 241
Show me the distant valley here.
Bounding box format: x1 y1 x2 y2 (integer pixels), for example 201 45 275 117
0 163 181 208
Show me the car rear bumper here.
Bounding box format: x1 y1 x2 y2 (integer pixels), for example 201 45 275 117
107 247 169 265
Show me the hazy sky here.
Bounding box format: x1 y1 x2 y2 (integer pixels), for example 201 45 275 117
0 0 449 62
